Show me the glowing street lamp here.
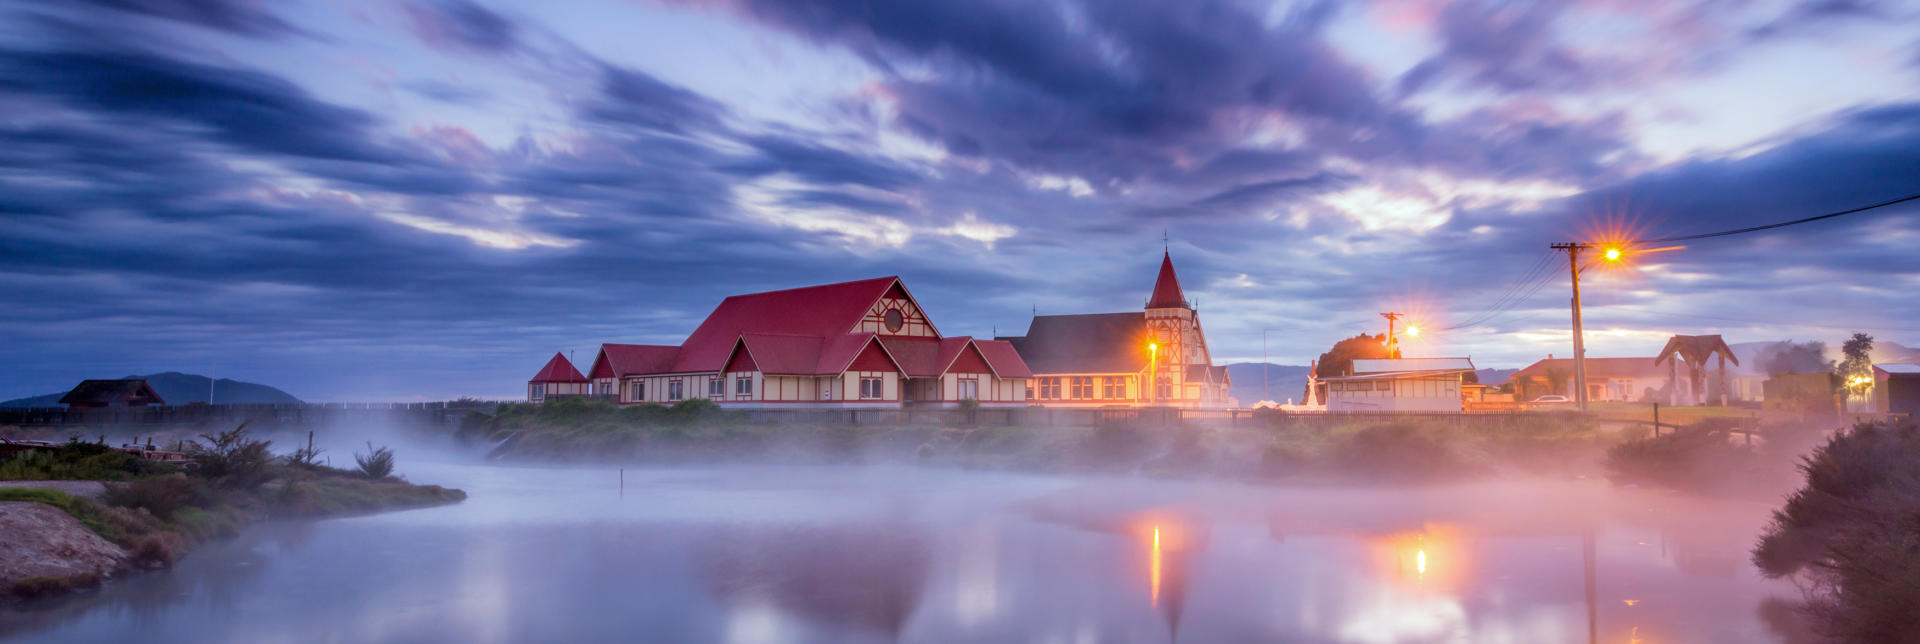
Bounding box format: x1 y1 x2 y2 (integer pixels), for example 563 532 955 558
1148 343 1158 404
1604 247 1622 261
1406 325 1420 337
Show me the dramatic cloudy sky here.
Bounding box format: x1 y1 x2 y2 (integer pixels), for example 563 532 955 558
3 0 1919 400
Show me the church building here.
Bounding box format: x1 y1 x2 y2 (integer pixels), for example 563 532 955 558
532 276 1032 409
1000 252 1232 408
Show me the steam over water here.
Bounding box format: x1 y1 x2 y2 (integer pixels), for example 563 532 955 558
0 461 1797 643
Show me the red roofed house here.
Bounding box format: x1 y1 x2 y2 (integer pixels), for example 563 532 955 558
999 251 1232 408
527 352 589 402
562 277 1031 408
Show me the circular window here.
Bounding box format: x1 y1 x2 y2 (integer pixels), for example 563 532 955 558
884 309 905 332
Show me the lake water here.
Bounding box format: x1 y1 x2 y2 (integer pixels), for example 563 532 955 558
0 461 1804 643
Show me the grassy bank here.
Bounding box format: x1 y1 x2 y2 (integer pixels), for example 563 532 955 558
0 427 463 599
459 398 1618 483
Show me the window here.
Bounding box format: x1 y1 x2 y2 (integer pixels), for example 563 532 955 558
1070 376 1093 399
1102 377 1123 399
1155 377 1171 399
736 377 753 396
709 378 724 397
860 377 883 399
669 380 684 401
884 309 905 332
1038 377 1061 399
1376 381 1391 391
629 381 645 401
529 384 545 401
957 378 979 401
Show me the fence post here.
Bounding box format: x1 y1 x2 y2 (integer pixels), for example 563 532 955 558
1652 402 1660 437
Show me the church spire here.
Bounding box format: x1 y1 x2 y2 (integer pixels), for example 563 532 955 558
1146 251 1188 309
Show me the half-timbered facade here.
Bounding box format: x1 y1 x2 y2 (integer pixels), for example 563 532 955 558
1000 252 1232 408
550 277 1032 409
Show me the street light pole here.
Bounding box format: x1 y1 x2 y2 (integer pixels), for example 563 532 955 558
1552 242 1594 412
1380 312 1403 359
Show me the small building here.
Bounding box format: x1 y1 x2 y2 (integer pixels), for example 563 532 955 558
59 379 165 409
1510 357 1681 404
527 352 590 402
1324 358 1475 413
1873 363 1920 417
1000 251 1231 408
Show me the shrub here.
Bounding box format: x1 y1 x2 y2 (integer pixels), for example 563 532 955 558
354 442 395 479
0 444 175 481
1753 419 1920 641
1604 425 1757 491
102 475 204 521
187 423 274 488
1328 423 1473 481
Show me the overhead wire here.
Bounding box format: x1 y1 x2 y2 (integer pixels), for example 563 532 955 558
1629 190 1920 244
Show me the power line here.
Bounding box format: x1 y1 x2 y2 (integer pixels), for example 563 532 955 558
1613 310 1920 334
1631 191 1920 244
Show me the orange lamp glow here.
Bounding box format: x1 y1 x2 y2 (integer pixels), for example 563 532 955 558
1604 248 1622 261
1406 325 1420 337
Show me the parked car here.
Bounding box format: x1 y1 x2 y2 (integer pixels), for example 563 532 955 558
1529 395 1572 405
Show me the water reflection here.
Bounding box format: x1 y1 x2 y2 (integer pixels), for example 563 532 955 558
0 465 1801 643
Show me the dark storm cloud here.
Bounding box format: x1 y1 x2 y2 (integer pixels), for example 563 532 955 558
404 0 521 55
681 0 1633 195
725 134 923 190
1398 1 1600 94
0 49 394 163
65 0 301 38
584 63 730 134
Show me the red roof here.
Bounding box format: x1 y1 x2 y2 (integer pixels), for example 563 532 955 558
672 277 912 373
530 352 588 383
727 332 904 375
1146 251 1188 309
974 339 1034 378
1512 357 1667 381
590 344 681 378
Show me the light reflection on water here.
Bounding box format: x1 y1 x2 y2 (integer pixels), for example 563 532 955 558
0 462 1799 643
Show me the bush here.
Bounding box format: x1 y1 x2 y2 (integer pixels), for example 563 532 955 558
0 444 176 481
1753 419 1920 641
354 442 395 479
1603 424 1758 491
1328 423 1474 481
188 423 274 488
102 475 205 521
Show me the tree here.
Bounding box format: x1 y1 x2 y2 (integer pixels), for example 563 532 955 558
1314 333 1391 379
1837 332 1875 404
1757 340 1830 375
1544 367 1570 395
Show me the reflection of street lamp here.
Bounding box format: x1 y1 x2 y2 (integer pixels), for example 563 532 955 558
1148 343 1158 404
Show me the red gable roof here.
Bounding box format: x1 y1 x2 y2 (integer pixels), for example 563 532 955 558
672 277 918 373
728 332 902 375
1146 251 1188 309
531 352 588 383
974 339 1034 379
590 344 681 379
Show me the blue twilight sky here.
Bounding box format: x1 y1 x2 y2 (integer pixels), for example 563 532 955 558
3 0 1920 401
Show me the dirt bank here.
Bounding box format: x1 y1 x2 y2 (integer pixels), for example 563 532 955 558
0 501 127 595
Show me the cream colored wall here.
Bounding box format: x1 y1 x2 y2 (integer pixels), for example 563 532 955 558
856 296 937 337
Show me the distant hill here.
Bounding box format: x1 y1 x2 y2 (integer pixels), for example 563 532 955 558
1226 363 1523 404
0 372 301 408
1477 368 1520 387
1224 363 1312 405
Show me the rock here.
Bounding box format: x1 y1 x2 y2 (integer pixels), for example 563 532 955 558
0 501 127 590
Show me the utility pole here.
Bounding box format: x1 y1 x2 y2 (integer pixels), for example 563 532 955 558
1380 312 1404 359
1551 242 1594 412
1262 329 1270 402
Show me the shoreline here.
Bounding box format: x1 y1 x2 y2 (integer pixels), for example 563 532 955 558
0 475 464 601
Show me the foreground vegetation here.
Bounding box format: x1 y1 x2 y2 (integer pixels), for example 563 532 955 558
1751 418 1920 642
0 426 463 599
460 398 1617 482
